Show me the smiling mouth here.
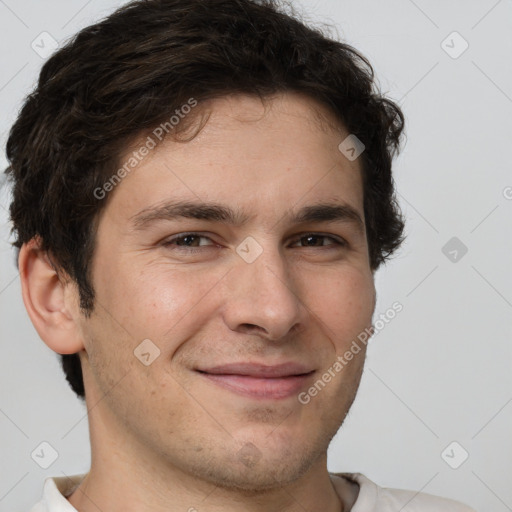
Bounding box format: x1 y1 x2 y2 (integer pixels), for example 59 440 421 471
197 370 315 400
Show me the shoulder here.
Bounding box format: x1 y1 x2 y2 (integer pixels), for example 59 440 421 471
330 472 477 512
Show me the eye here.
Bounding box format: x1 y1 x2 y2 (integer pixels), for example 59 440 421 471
161 232 347 253
162 233 217 251
289 233 347 249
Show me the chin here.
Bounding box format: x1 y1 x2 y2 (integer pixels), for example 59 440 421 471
181 427 330 493
194 454 314 493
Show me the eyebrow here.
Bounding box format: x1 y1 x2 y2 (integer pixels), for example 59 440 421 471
130 199 365 234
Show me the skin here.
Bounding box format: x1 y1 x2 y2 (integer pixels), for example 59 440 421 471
19 92 376 512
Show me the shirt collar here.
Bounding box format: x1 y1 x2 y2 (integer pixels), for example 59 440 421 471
35 473 87 512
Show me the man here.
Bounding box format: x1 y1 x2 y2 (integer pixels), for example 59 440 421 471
5 0 476 510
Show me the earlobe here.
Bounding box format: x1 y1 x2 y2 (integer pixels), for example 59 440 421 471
18 238 85 355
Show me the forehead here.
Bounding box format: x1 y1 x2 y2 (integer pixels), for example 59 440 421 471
102 92 364 227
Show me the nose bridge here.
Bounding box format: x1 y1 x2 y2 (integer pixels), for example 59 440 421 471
223 237 304 339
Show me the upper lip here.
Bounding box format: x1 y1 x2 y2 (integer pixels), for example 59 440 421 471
196 362 315 378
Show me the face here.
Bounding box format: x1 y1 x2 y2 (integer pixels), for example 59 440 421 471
75 92 376 491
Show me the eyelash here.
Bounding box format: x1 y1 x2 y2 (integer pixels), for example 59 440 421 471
162 232 347 252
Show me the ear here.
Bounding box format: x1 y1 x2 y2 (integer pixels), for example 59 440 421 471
18 237 85 354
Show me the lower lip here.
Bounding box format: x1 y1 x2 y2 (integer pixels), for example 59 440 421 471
198 372 314 400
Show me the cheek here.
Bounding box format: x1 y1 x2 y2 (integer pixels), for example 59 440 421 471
301 265 374 347
98 260 226 345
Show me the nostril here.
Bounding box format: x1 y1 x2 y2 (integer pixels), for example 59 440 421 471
240 324 267 335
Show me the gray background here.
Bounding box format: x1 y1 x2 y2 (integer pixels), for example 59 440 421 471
1 1 511 511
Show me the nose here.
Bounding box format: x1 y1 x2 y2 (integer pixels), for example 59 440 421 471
221 242 305 341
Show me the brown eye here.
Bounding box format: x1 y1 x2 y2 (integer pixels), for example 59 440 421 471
291 233 346 248
163 233 217 250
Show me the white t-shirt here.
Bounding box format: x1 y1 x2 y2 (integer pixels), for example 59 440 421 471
28 472 477 511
